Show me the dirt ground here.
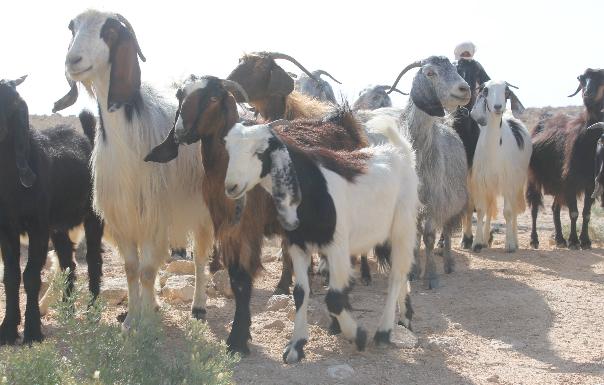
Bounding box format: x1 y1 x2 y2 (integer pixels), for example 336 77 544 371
2 109 604 384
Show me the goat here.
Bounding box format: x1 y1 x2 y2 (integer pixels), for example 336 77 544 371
353 85 408 112
227 52 334 121
295 70 341 104
356 56 470 289
222 117 419 363
52 10 214 326
468 80 531 253
526 69 604 250
145 75 371 356
0 76 104 345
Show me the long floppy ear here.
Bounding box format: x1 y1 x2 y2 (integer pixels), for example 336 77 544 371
471 91 488 126
144 94 182 163
104 22 142 112
268 66 295 97
12 100 36 187
508 90 525 118
53 72 79 113
268 131 301 231
410 69 445 117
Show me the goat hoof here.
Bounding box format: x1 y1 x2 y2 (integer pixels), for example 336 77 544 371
23 327 43 345
283 339 306 364
443 258 456 274
488 231 494 247
460 235 473 249
191 307 206 321
568 243 580 251
472 244 482 253
423 271 439 290
328 317 342 335
373 329 392 348
362 277 372 286
555 238 568 248
116 311 128 323
353 327 368 351
505 244 517 253
581 241 592 250
227 342 251 358
530 240 539 249
0 323 20 345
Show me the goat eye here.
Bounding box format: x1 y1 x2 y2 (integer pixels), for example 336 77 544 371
211 96 218 102
426 71 435 76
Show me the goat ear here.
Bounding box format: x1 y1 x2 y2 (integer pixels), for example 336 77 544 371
471 92 488 126
106 25 141 112
508 90 525 118
269 131 301 231
410 70 445 117
478 69 490 86
53 72 79 113
268 66 295 97
12 100 36 187
144 125 179 163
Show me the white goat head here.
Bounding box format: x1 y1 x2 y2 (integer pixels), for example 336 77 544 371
53 10 146 113
224 120 301 231
471 80 525 126
388 56 471 116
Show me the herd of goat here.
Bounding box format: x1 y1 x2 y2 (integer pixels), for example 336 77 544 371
1 9 603 365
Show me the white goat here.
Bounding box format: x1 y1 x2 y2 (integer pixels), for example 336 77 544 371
53 10 214 325
223 116 420 363
468 80 531 253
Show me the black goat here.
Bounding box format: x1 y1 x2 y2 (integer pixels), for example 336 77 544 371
0 76 104 345
526 69 604 250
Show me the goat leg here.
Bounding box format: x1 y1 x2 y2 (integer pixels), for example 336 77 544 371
579 193 593 249
552 202 567 248
0 227 22 345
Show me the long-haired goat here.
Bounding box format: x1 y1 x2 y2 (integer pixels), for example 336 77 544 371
526 68 604 250
468 80 532 253
356 56 470 290
0 76 104 345
353 85 408 112
52 10 214 326
145 75 370 356
295 70 341 104
222 117 419 363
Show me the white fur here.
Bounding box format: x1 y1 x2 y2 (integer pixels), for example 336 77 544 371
64 10 213 325
468 80 532 253
224 118 420 362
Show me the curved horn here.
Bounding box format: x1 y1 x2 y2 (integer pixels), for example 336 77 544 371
268 52 320 83
568 84 582 98
387 60 422 94
379 85 409 96
267 119 293 129
505 82 519 89
52 74 78 113
221 80 249 103
116 14 146 62
587 122 604 130
314 70 342 84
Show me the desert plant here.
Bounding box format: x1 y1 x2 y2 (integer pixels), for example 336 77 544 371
0 269 237 385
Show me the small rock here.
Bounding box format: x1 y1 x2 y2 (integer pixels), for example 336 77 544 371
538 251 548 258
264 320 286 329
491 336 525 351
428 337 459 354
549 237 557 246
487 374 500 383
166 260 196 275
391 326 419 349
451 323 462 329
414 315 423 321
100 277 128 306
212 269 234 298
39 278 50 296
286 298 331 328
327 364 354 380
493 240 503 245
161 275 196 303
267 294 291 311
155 270 173 291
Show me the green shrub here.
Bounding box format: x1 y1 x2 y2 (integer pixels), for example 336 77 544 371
0 269 238 385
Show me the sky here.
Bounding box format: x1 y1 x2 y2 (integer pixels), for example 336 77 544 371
2 0 603 116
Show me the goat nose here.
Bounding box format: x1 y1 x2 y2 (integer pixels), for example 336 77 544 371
226 184 239 197
67 55 82 66
458 84 470 94
494 103 503 110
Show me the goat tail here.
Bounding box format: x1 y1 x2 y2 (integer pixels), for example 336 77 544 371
374 241 392 272
365 115 416 168
79 109 97 145
525 176 544 210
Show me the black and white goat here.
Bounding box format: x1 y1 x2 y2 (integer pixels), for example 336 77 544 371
52 10 214 325
467 80 531 253
223 117 419 363
0 76 104 345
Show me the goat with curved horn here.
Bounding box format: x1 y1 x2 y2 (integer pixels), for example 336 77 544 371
222 79 249 103
569 84 583 97
388 60 423 94
314 70 342 84
382 85 408 96
116 13 146 62
269 52 320 83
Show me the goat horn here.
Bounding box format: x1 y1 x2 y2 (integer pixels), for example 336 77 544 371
314 70 342 84
505 82 519 89
388 60 422 94
379 85 409 96
52 74 78 113
587 122 604 130
568 84 582 97
268 52 320 83
222 80 249 103
267 119 293 129
116 14 146 62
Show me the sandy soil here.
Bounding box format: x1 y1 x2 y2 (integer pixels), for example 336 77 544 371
2 108 604 384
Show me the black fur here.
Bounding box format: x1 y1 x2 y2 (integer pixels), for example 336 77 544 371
373 329 392 347
226 263 253 356
328 316 342 335
293 284 304 312
0 79 104 345
508 119 525 150
325 288 352 315
354 326 368 351
192 307 206 321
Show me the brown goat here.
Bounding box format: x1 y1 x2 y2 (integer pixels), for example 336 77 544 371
145 75 368 356
526 68 604 250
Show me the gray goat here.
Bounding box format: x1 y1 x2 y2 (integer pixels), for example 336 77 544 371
295 70 340 104
357 56 470 289
353 85 408 111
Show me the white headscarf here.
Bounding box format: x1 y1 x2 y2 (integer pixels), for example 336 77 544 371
454 41 477 61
